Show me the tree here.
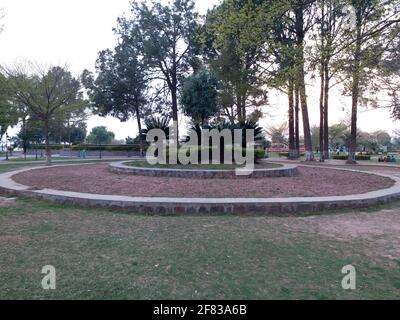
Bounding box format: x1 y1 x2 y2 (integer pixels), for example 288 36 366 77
292 0 317 161
14 117 44 154
374 130 392 147
267 0 317 161
65 122 86 145
266 2 299 158
82 33 149 154
180 69 219 126
86 126 115 145
201 0 268 123
117 0 199 139
340 0 400 163
312 0 349 161
5 64 86 165
266 123 288 145
0 73 18 142
329 123 349 149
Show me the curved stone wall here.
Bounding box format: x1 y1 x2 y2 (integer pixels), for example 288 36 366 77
109 161 298 179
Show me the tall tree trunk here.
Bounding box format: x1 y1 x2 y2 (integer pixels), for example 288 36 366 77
323 62 330 159
294 85 300 157
241 95 247 121
171 59 179 144
237 94 243 122
22 117 27 158
347 11 362 165
319 0 326 162
135 106 144 157
44 118 51 166
171 88 179 138
295 5 314 161
319 65 325 162
288 80 296 159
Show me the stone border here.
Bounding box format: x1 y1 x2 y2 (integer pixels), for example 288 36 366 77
109 161 298 179
0 163 400 215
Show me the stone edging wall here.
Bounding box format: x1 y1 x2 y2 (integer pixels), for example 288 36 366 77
0 163 399 215
109 161 298 179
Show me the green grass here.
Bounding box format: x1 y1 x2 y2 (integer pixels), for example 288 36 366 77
0 159 130 175
127 161 281 170
0 161 399 299
5 156 79 162
0 198 399 299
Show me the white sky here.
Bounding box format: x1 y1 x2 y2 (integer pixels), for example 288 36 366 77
0 0 398 140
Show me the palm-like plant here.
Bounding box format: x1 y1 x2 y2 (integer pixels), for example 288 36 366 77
141 116 171 140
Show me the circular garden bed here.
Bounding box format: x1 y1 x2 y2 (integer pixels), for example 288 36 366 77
11 163 395 198
109 161 297 179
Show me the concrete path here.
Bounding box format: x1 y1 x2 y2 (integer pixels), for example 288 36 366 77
1 161 400 215
0 157 143 165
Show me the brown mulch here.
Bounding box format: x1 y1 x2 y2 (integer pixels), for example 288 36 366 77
11 164 394 198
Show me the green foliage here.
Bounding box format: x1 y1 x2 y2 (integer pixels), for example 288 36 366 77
201 0 268 122
278 152 306 158
71 144 142 152
0 73 18 138
86 126 115 145
116 0 199 121
82 38 149 122
141 116 171 140
31 144 64 150
332 155 371 161
5 65 87 164
181 69 219 125
253 148 266 162
162 146 265 164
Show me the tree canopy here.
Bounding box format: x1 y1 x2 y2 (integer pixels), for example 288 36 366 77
180 69 219 126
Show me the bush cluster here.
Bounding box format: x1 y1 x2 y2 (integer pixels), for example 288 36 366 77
30 144 64 150
163 147 265 164
278 152 306 157
332 155 371 161
71 144 143 152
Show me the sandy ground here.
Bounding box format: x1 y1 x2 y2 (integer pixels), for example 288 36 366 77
11 164 394 198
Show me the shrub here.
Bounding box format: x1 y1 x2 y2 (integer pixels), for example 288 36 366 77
161 147 265 164
29 144 64 150
278 152 305 158
332 155 371 161
71 144 144 152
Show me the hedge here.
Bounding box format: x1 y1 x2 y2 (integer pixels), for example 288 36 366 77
278 152 305 157
332 155 371 161
29 144 64 150
163 147 266 164
71 144 144 152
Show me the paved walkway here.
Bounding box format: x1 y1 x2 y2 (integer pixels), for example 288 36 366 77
1 161 400 215
267 157 400 168
0 157 143 165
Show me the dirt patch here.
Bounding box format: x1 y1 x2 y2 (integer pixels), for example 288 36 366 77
0 197 16 208
11 164 394 198
273 209 400 263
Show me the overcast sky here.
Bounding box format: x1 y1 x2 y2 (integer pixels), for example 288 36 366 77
0 0 397 140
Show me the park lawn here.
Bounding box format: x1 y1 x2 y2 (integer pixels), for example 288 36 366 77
0 197 399 300
0 159 129 174
5 157 79 162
